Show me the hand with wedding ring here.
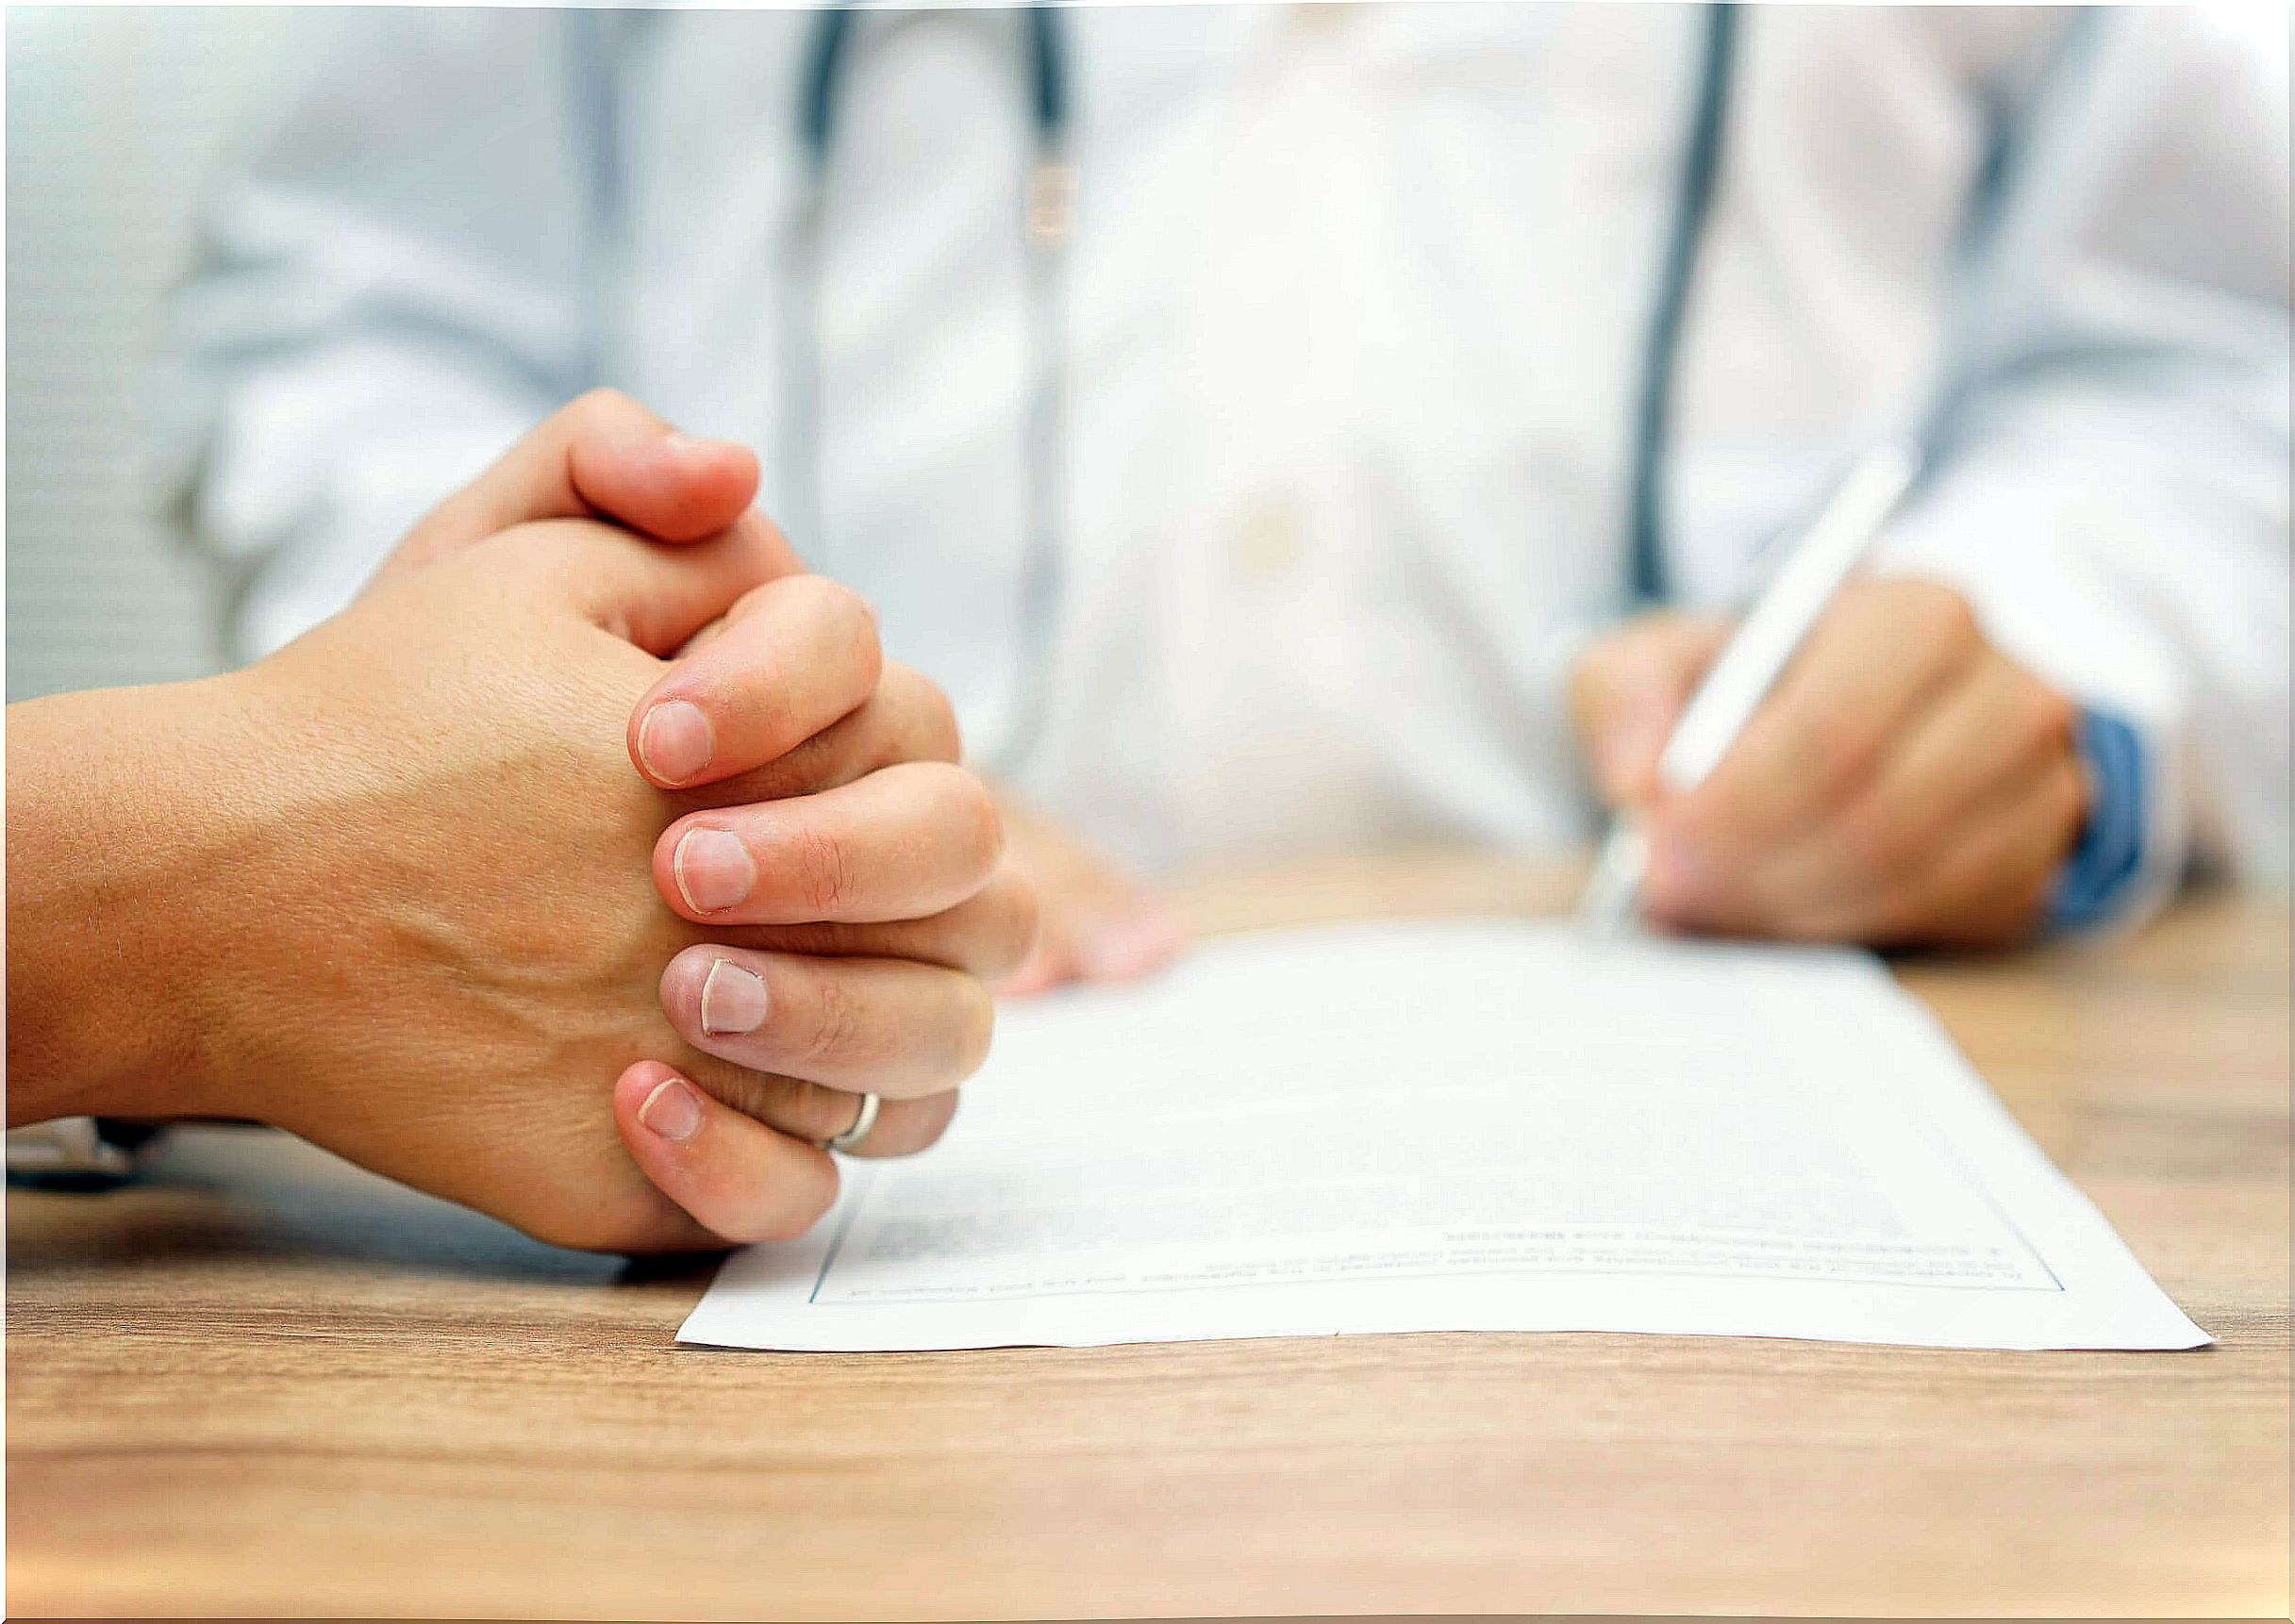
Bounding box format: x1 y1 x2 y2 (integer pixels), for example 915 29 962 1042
454 391 1043 1239
8 390 1037 1254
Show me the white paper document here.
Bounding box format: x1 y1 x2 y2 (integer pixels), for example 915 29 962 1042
680 920 2205 1353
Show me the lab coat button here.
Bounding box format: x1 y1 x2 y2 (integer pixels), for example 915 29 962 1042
1289 2 1354 36
1231 495 1305 581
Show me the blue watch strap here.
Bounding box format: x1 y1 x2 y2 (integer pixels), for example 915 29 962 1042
2045 707 2148 932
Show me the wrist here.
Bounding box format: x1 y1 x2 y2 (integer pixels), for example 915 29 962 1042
6 673 259 1123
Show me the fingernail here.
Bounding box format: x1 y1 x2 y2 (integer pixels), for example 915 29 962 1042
662 430 735 460
700 958 769 1036
639 1077 704 1143
638 699 714 786
673 827 754 914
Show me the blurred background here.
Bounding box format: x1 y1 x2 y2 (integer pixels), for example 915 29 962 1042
6 6 289 700
7 5 2288 906
9 6 2286 702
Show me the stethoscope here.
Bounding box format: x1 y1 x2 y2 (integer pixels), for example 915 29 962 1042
786 3 2101 771
790 2 1074 769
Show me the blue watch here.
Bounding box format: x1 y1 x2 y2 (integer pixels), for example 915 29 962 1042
2045 708 2149 932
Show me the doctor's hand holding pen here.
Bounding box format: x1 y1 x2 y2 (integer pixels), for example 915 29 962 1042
1001 572 2095 995
6 392 1034 1251
1569 577 2089 947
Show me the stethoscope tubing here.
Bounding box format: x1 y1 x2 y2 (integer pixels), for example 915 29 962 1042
791 2 1071 772
783 2 2105 770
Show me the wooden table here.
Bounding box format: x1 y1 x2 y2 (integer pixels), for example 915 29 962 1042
9 854 2288 1618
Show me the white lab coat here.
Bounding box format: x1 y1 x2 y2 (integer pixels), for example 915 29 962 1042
153 3 2291 906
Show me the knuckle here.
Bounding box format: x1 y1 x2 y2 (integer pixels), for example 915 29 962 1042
688 1056 784 1123
787 820 856 915
940 770 1006 874
897 666 963 765
1910 579 1981 654
795 971 867 1069
2018 682 2078 755
895 765 1004 885
796 574 884 688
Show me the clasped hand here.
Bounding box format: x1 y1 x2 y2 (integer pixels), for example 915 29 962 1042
7 392 1032 1251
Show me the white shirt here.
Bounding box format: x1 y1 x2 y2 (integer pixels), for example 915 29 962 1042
154 3 2292 899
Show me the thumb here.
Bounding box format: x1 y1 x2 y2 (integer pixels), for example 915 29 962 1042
376 389 800 586
1569 612 1734 808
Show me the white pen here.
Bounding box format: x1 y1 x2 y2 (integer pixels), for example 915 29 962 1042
1577 440 1925 932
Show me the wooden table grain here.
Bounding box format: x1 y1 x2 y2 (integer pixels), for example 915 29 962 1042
8 854 2288 1619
